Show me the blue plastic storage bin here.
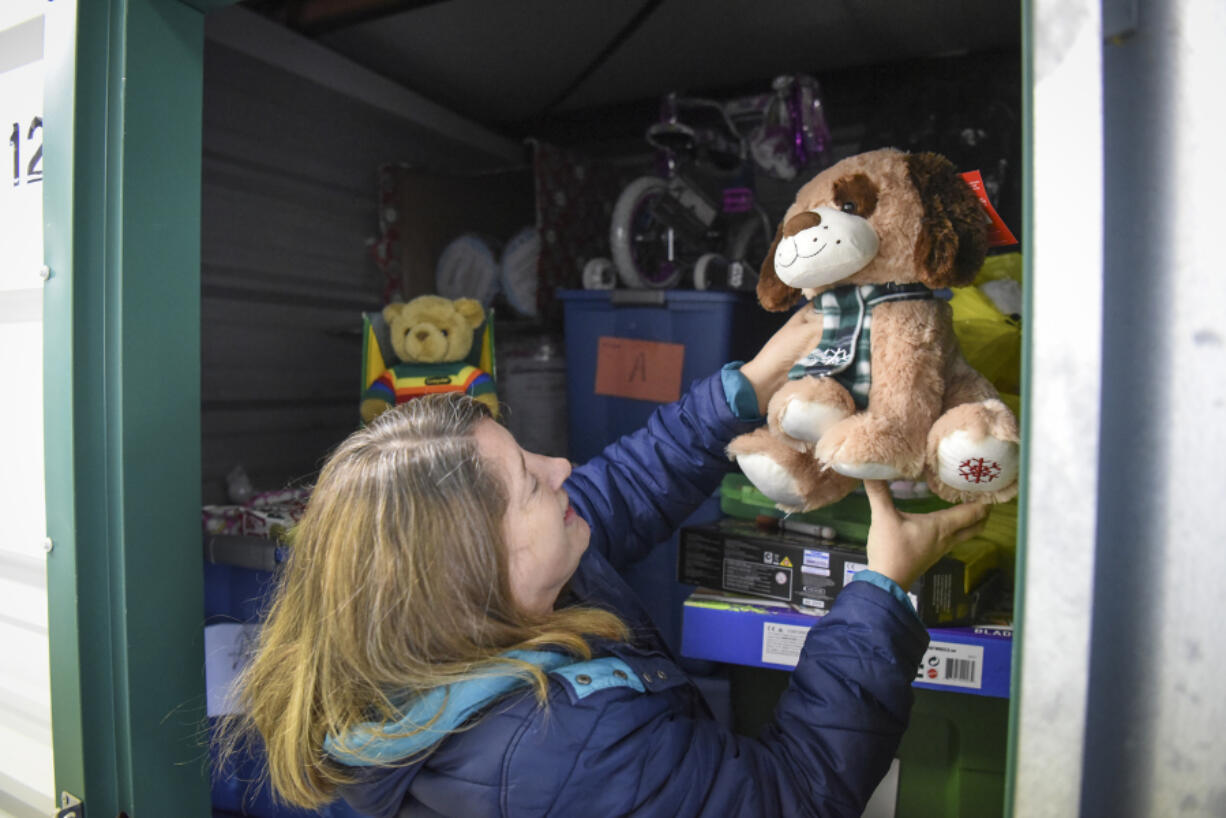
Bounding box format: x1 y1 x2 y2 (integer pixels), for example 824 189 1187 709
205 560 365 818
557 289 778 462
204 562 278 624
558 289 780 651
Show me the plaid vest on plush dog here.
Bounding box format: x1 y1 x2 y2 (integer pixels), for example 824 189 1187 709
788 283 934 409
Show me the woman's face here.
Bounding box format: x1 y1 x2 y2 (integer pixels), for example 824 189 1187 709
473 420 589 616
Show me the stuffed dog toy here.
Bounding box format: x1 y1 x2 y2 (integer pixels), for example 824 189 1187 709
728 148 1020 511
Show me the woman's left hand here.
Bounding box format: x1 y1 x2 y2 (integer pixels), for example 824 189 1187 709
738 305 823 415
862 480 990 590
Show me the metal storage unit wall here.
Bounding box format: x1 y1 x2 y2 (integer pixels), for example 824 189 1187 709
1029 1 1226 815
198 11 525 504
1 8 55 815
37 2 1226 817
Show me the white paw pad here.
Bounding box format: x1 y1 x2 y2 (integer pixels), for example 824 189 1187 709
736 453 807 509
779 400 847 443
936 431 1019 492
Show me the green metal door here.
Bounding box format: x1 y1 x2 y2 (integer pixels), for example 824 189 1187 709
43 0 217 814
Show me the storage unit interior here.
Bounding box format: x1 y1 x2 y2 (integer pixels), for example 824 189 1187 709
201 1 1022 814
201 0 1021 502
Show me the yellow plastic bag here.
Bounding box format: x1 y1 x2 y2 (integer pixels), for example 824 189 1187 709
949 252 1023 555
950 252 1022 408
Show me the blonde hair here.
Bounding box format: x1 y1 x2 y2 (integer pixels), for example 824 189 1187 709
217 394 628 808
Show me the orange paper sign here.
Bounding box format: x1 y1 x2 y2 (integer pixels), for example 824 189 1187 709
594 336 685 403
960 170 1019 247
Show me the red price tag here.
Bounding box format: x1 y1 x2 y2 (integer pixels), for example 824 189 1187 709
960 170 1018 247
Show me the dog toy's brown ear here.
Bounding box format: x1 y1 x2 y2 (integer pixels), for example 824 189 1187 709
906 152 990 288
756 221 803 312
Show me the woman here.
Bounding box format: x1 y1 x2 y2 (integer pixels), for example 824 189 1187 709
220 310 989 817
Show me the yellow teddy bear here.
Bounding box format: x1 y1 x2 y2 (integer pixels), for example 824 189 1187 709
360 295 499 424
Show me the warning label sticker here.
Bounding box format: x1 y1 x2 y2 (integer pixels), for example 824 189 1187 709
761 621 810 667
723 558 793 601
915 641 984 689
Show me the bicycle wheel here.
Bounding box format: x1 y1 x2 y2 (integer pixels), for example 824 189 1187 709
725 206 774 272
692 252 727 291
693 252 755 292
609 175 689 289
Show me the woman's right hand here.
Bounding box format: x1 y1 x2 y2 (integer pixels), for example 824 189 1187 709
737 306 824 415
862 480 990 590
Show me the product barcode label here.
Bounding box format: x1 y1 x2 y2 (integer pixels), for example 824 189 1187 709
945 658 976 681
915 641 984 690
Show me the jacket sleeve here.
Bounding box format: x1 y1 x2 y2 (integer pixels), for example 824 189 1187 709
564 371 760 571
504 581 928 818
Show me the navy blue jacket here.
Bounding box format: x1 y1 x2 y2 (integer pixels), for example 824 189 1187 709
333 372 929 817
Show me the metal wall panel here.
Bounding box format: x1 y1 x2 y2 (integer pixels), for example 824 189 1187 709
1011 0 1104 813
1014 0 1226 815
199 42 509 501
0 551 53 818
1081 0 1226 815
0 8 54 816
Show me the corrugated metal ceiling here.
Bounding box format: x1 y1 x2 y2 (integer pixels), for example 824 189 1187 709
250 0 1020 129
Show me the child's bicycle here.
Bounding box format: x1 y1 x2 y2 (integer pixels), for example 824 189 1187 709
737 73 834 184
608 76 832 290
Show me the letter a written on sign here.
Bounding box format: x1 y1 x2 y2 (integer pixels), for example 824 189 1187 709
593 337 684 403
628 352 648 383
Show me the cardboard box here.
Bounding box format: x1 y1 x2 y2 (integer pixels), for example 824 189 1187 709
679 591 1013 698
678 517 1001 626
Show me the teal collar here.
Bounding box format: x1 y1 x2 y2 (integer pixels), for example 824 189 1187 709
323 650 570 767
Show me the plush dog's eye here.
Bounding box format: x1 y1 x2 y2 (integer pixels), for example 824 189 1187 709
440 329 449 337
833 173 879 218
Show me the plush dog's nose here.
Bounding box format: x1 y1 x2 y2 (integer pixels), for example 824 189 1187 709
415 330 430 341
783 211 822 238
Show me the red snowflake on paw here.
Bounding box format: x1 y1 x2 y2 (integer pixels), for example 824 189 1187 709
959 458 1002 484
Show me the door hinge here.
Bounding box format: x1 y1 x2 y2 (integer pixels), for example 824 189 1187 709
55 792 83 818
